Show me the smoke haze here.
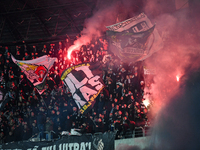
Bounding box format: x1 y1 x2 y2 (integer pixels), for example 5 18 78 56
138 0 200 149
67 0 144 58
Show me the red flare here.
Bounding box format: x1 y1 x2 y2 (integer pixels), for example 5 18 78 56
176 75 180 82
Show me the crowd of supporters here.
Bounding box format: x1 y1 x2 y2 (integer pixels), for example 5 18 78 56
0 36 149 143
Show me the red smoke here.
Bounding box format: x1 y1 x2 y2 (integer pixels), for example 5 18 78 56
65 0 200 148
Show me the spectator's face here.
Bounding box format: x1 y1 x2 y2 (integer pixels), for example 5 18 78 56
31 112 34 116
118 111 122 115
46 117 50 122
73 107 77 112
0 132 4 137
57 111 60 115
116 105 119 110
58 126 61 131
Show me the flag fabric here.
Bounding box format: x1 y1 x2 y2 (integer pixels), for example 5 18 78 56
35 79 47 95
11 55 57 86
61 62 104 114
106 13 163 63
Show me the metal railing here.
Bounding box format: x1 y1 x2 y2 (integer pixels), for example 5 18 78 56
133 126 151 138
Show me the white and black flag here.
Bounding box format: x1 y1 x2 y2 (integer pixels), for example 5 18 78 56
61 62 104 114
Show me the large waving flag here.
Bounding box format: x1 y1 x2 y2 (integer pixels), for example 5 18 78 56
61 62 104 114
106 13 163 63
11 55 57 86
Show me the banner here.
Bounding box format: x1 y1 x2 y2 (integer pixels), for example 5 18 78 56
0 132 116 150
11 55 57 86
61 62 104 114
106 13 163 63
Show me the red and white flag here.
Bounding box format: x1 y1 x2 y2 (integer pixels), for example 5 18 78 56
11 55 57 86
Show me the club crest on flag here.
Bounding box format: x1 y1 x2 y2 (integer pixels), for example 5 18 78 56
11 55 57 87
16 62 48 83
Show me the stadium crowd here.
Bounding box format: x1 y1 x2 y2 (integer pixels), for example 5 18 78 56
0 36 149 143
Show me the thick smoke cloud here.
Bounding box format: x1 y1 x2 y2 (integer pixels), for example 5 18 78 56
144 0 200 117
141 0 200 150
149 68 200 150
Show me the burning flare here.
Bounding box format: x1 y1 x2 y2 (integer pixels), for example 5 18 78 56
176 75 180 82
67 35 91 60
143 99 150 108
67 44 81 60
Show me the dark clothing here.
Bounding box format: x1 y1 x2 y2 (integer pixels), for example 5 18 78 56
37 112 46 139
31 125 39 136
22 128 32 141
37 112 46 125
4 133 15 143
